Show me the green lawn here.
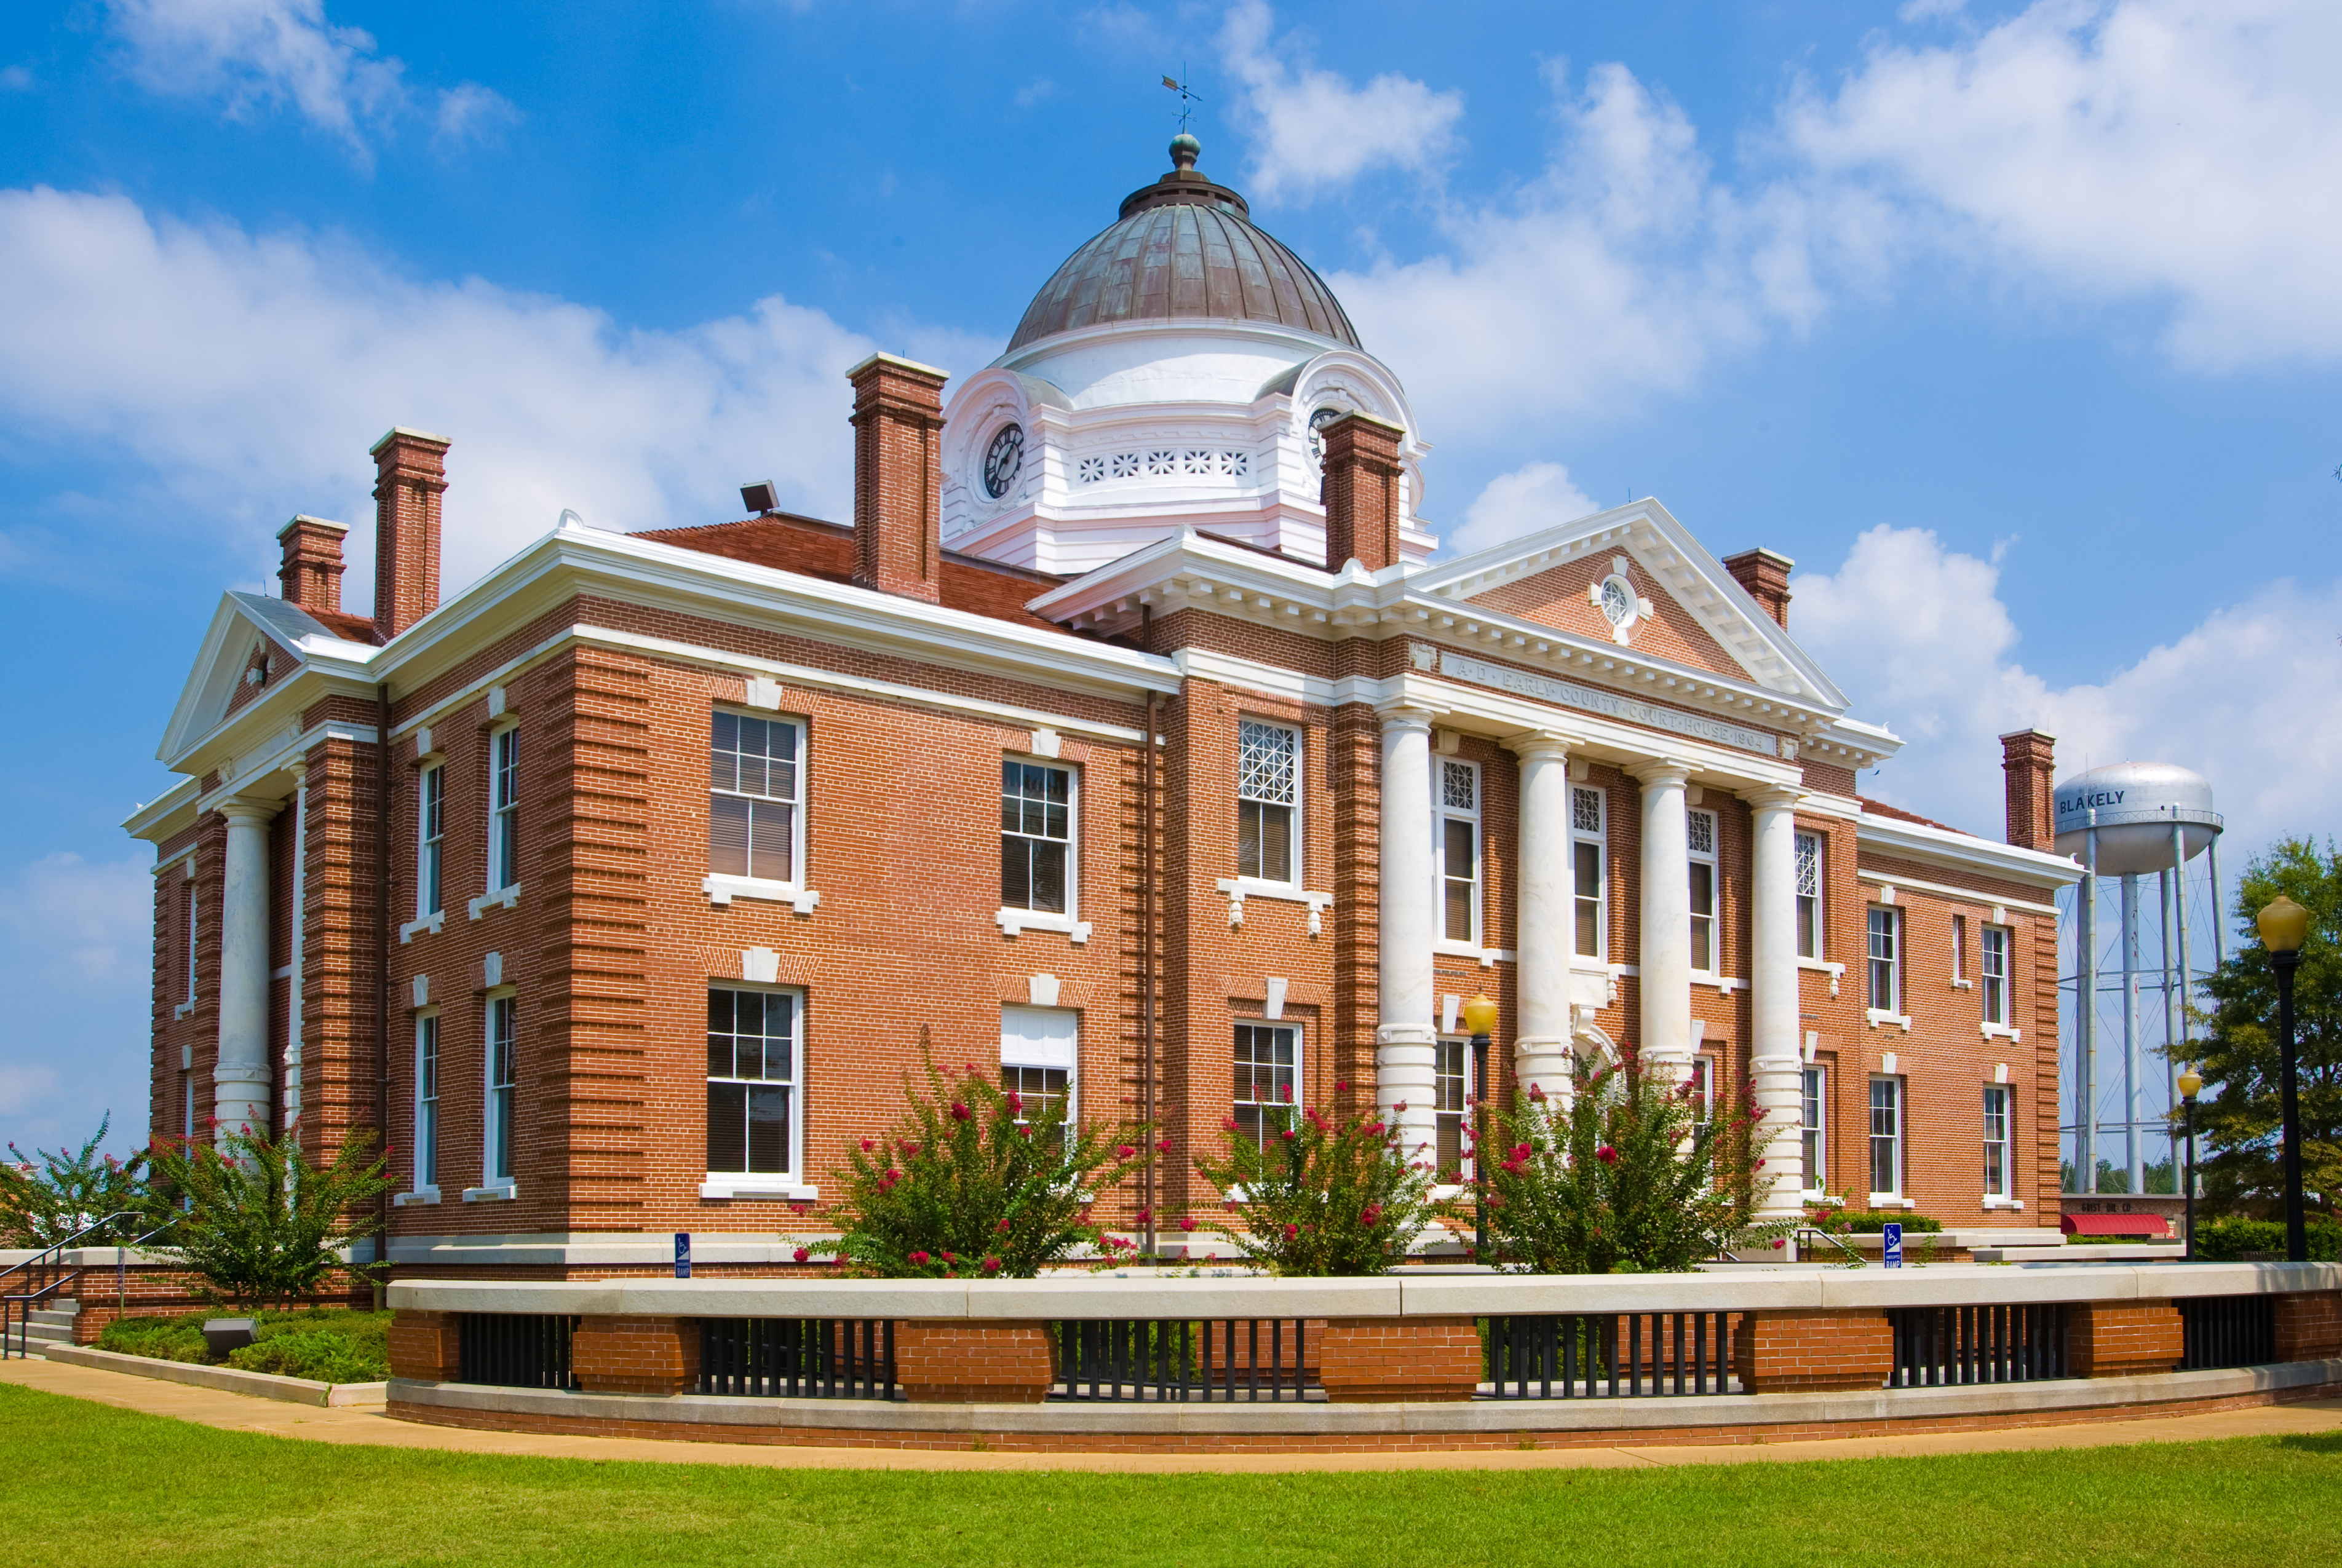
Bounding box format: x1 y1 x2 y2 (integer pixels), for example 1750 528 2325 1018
2 1380 2336 1566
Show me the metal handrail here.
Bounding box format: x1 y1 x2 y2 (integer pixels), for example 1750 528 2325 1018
1 1210 171 1359
1795 1225 1872 1267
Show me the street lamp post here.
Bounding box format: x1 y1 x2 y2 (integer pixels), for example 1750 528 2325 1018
2255 896 2311 1264
1464 992 1498 1263
2177 1066 2202 1261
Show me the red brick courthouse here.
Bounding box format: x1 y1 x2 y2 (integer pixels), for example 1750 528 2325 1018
131 141 2081 1278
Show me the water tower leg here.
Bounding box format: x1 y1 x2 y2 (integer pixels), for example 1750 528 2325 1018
2207 833 2225 968
2122 873 2142 1195
2161 867 2178 1182
2081 826 2099 1195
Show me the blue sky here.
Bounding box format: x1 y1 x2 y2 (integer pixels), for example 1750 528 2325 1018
2 0 2338 1157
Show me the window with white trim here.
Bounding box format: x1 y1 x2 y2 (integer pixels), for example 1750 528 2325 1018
1236 720 1299 884
1794 831 1822 960
709 711 801 884
1983 1083 2012 1198
487 726 520 892
485 996 517 1184
418 763 445 919
1688 807 1718 975
1001 1005 1078 1151
1869 1076 1903 1197
1867 907 1902 1014
415 1014 440 1191
1234 1021 1299 1149
1001 761 1073 916
1981 925 2011 1026
1689 1055 1715 1123
1801 1066 1827 1194
707 987 798 1178
1435 759 1481 944
1571 786 1606 959
1434 1037 1468 1176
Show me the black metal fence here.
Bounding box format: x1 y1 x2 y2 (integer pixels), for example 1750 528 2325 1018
1887 1304 2068 1387
1480 1312 1741 1399
697 1318 896 1398
459 1313 577 1390
2180 1296 2276 1370
1052 1318 1316 1401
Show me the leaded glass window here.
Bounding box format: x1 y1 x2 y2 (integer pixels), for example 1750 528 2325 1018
1795 831 1822 959
1237 720 1299 883
1571 786 1605 958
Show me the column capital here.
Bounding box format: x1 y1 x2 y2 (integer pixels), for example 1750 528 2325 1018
1624 757 1696 788
1374 703 1438 735
1502 729 1581 762
1741 783 1805 812
214 795 283 824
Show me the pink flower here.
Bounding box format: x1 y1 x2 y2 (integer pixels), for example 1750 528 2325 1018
1007 1092 1023 1115
1156 1139 1173 1155
1512 1142 1531 1161
908 1251 931 1265
1279 1085 1293 1103
1018 1126 1034 1139
1178 1216 1197 1232
1334 1080 1349 1093
1366 1121 1385 1135
860 1138 875 1152
1595 1144 1618 1165
951 1103 972 1121
1755 1159 1767 1170
884 1168 903 1184
941 1250 956 1262
965 1061 980 1074
1771 1238 1786 1250
1282 1224 1299 1241
983 1256 1002 1273
792 1246 811 1264
1360 1205 1383 1227
1394 1100 1408 1114
1220 1116 1240 1133
995 1218 1012 1233
1280 1128 1296 1142
1528 1083 1546 1103
1116 1144 1136 1161
1135 1208 1152 1224
1501 1158 1526 1177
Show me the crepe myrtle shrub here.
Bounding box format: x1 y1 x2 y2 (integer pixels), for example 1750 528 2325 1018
1477 1044 1784 1274
143 1123 391 1309
0 1114 152 1248
833 1055 1153 1278
1186 1084 1450 1277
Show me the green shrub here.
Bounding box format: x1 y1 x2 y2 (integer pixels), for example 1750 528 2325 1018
96 1313 208 1364
1186 1088 1448 1276
98 1309 391 1382
145 1125 390 1308
1812 1211 1944 1235
2193 1216 2342 1262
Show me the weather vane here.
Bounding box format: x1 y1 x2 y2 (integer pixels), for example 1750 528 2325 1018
1162 70 1203 133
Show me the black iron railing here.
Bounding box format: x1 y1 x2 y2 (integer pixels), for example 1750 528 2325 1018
458 1313 577 1389
697 1318 895 1399
1887 1304 2068 1387
2180 1296 2276 1370
1480 1312 1742 1399
1052 1318 1316 1401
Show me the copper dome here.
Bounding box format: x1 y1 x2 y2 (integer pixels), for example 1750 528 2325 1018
1006 140 1362 354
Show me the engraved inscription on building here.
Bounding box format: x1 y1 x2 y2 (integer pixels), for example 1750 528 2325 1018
1438 651 1782 758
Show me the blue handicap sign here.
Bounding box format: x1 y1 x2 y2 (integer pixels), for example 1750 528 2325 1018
1883 1222 1903 1269
675 1232 693 1278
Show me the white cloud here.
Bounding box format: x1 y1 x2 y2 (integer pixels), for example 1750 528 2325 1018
0 852 150 1150
1218 0 1466 204
1793 524 2342 853
1 65 33 92
1447 461 1598 556
431 81 521 151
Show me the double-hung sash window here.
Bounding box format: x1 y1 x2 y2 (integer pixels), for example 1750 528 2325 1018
415 1015 440 1190
1434 1038 1467 1176
1867 907 1902 1014
1793 831 1822 959
1801 1067 1827 1194
1236 720 1299 884
485 997 517 1185
707 988 798 1177
709 712 801 883
1435 759 1481 944
1234 1022 1299 1149
1688 1055 1715 1123
1983 1083 2013 1198
1001 761 1073 915
1688 807 1719 975
1571 786 1606 959
1001 1005 1078 1151
1869 1076 1903 1197
418 764 445 918
1981 925 2011 1026
487 727 521 892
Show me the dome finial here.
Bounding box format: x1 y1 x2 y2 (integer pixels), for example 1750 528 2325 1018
1169 133 1200 173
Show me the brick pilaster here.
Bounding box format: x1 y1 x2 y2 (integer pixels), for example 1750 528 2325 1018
2068 1299 2182 1377
893 1320 1056 1403
847 353 948 603
1320 413 1405 572
1318 1317 1480 1402
1734 1309 1892 1392
389 1309 462 1381
2273 1292 2342 1362
572 1315 701 1395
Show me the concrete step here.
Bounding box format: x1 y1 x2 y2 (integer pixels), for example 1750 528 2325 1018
18 1322 75 1346
28 1308 80 1328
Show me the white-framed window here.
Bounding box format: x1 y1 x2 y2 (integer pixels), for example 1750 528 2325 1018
1571 785 1607 959
1867 907 1901 1014
1688 807 1718 975
709 711 802 884
485 996 517 1184
707 986 799 1177
418 763 445 919
1802 1066 1827 1194
1236 719 1300 885
415 1013 440 1192
1435 759 1481 944
1951 914 1969 985
1869 1075 1903 1198
1001 760 1074 916
1983 1083 2013 1198
1234 1021 1300 1149
1794 831 1822 960
487 726 521 892
1688 1055 1715 1123
1982 925 2012 1026
1434 1037 1469 1176
1001 1005 1078 1150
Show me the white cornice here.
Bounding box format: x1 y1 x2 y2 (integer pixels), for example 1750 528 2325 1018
1856 810 2082 890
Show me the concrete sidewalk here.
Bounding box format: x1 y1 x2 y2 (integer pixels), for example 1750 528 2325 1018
5 1354 2338 1475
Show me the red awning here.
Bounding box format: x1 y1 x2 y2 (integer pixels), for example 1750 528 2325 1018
2062 1213 2172 1237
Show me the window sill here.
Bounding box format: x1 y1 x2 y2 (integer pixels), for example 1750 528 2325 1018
1983 1197 2026 1211
1433 938 1514 968
468 884 520 921
1865 1008 1912 1032
393 1188 441 1207
699 1178 819 1202
462 1183 517 1203
996 909 1092 944
702 874 820 914
1693 974 1747 994
1951 978 1974 990
1215 879 1333 935
1980 1022 2023 1042
172 1000 196 1020
1798 959 1845 997
400 911 445 944
1865 1194 1916 1210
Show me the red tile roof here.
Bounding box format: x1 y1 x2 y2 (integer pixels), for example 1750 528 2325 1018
306 609 381 645
1857 795 1975 839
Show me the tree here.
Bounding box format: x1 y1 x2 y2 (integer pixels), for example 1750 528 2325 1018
1186 1089 1449 1276
0 1115 150 1248
2191 837 2341 1221
145 1125 391 1308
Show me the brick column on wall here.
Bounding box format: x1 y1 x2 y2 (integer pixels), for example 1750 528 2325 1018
388 1310 462 1382
1733 1310 1893 1392
2274 1293 2342 1362
371 428 450 641
1320 413 1406 572
572 1316 701 1395
2068 1299 2183 1377
892 1321 1056 1403
847 352 949 603
1317 1318 1481 1402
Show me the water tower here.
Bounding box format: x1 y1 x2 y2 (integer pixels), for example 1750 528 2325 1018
2054 762 2224 1195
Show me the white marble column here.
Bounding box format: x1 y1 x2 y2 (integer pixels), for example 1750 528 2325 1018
1747 785 1806 1216
213 798 279 1142
1628 759 1694 1075
1508 732 1576 1099
1377 707 1439 1157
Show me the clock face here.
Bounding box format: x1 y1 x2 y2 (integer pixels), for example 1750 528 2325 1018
1600 576 1635 626
983 424 1025 499
1306 406 1344 463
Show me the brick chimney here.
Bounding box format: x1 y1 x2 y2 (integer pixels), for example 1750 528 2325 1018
277 515 348 614
1999 729 2057 851
1722 547 1794 628
1321 411 1407 572
371 427 450 640
847 352 949 603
